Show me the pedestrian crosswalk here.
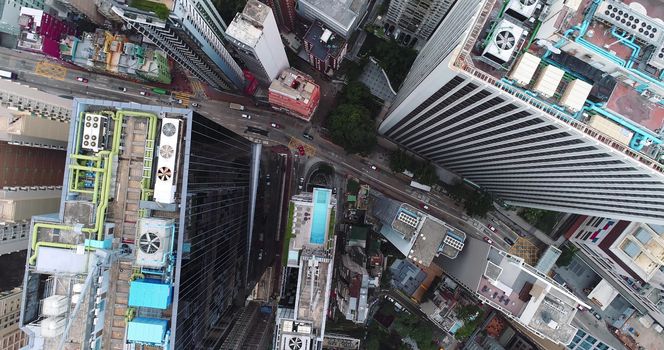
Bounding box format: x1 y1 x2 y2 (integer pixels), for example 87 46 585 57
191 79 207 98
172 91 192 107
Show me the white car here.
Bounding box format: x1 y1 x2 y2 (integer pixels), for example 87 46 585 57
370 165 377 170
241 114 251 119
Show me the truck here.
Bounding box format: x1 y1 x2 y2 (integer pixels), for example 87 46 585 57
0 70 17 79
229 103 245 111
151 87 168 95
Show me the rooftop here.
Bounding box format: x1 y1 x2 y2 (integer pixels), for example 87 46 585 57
269 68 319 104
225 0 272 48
20 99 191 349
304 21 347 61
456 0 664 172
290 188 336 252
435 237 589 345
299 0 367 31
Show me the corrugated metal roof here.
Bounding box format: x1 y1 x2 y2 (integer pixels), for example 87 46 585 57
560 79 592 112
128 279 172 309
508 53 541 86
533 65 564 98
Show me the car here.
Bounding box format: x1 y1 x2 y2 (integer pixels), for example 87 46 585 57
139 91 149 96
297 145 305 156
302 133 313 140
332 187 337 194
241 114 252 119
592 311 602 320
299 177 304 183
483 236 493 244
503 237 515 245
487 224 496 232
76 77 88 83
370 165 377 170
419 203 429 210
176 99 183 104
118 87 127 92
270 122 281 128
265 174 271 186
191 102 199 108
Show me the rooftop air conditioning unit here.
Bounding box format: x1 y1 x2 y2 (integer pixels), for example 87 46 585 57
283 335 310 350
135 218 174 268
482 18 525 65
153 118 181 204
505 0 539 22
81 114 107 152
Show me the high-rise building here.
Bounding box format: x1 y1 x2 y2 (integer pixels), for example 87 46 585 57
379 0 664 224
225 0 289 85
19 99 279 349
262 0 296 32
0 0 44 46
268 67 320 121
565 216 664 326
274 188 337 350
0 288 27 350
111 0 245 90
385 0 455 46
296 0 369 39
0 80 70 256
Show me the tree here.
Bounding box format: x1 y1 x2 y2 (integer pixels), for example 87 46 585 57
413 162 438 185
454 304 483 341
341 81 381 114
464 190 494 218
389 150 414 173
447 181 469 202
556 245 578 267
521 208 545 224
456 304 482 321
328 104 377 155
393 314 436 350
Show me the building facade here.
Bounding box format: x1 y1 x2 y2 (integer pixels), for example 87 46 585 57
262 0 296 32
565 216 664 326
296 0 368 38
111 0 245 90
303 21 347 75
18 99 277 349
0 288 27 350
0 80 69 256
268 67 320 121
385 0 455 46
379 0 664 224
225 0 289 85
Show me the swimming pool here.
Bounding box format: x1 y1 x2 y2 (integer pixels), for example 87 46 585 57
310 188 331 244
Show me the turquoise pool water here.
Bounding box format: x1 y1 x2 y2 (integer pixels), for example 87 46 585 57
449 320 463 334
310 188 330 244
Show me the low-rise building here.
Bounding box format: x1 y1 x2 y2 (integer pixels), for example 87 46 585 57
436 237 590 346
17 7 74 58
336 255 369 323
391 259 426 297
303 21 347 75
268 68 320 121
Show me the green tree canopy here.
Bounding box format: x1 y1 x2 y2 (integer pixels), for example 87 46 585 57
464 190 494 218
521 208 545 224
388 149 414 173
414 162 438 185
447 181 469 202
556 245 578 267
328 104 377 155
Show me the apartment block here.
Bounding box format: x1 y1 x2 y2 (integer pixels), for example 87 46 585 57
0 288 27 350
303 21 348 75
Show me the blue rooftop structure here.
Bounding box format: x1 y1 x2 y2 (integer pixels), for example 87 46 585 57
128 279 172 309
127 317 168 345
310 188 331 245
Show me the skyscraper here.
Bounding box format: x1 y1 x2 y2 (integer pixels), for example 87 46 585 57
19 99 278 349
0 79 70 256
262 0 296 32
225 0 290 85
379 0 664 224
111 0 245 90
385 0 456 46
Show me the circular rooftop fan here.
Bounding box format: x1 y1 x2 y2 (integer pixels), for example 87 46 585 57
520 0 536 5
139 232 161 254
157 166 172 181
162 122 177 137
495 31 516 50
288 337 303 350
159 145 174 159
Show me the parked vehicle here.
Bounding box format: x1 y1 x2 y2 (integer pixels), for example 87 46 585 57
229 103 245 111
241 114 251 119
483 236 493 244
191 102 199 108
302 132 313 140
503 237 515 245
270 122 281 128
76 77 88 83
487 224 496 232
139 91 149 96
